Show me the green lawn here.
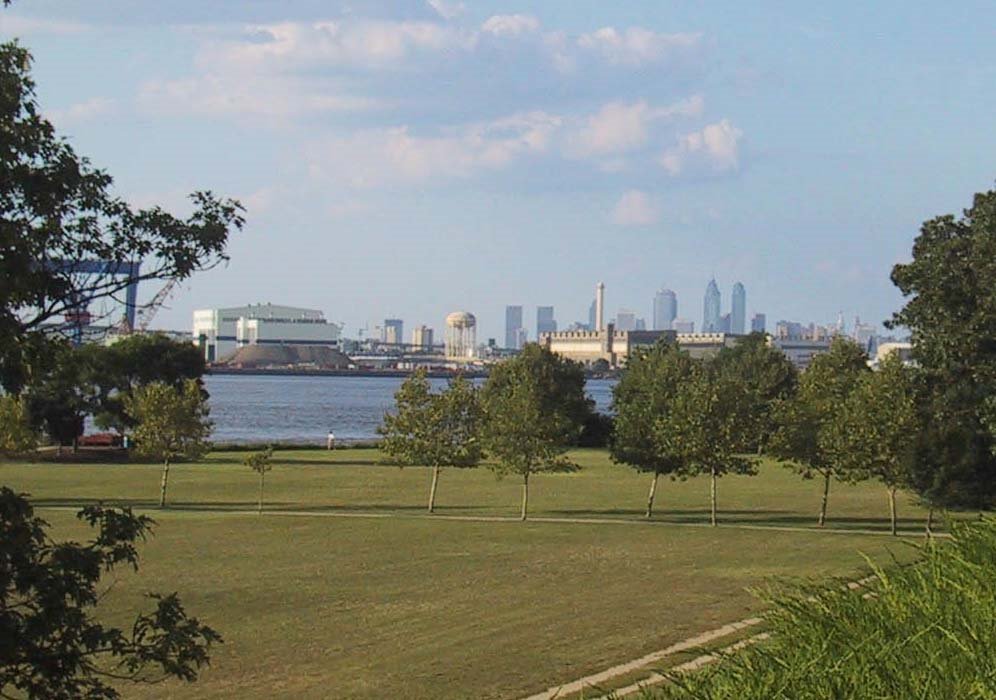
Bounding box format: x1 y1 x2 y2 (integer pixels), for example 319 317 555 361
0 449 938 699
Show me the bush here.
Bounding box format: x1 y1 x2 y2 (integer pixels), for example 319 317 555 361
644 519 996 699
578 412 614 448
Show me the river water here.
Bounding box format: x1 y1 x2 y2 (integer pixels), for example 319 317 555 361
203 374 616 444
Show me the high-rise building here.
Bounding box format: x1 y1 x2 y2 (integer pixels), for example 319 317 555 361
382 318 403 345
673 318 695 333
412 325 434 350
703 279 721 332
731 282 746 334
653 288 678 331
537 306 557 337
751 313 766 334
588 299 597 331
719 313 732 333
635 318 647 331
515 327 527 348
615 309 637 332
505 305 524 349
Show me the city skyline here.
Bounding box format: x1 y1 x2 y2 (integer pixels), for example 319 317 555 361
8 3 995 342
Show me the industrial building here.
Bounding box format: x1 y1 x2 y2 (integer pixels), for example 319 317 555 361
192 303 342 362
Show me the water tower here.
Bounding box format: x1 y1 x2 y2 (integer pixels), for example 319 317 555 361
445 311 477 359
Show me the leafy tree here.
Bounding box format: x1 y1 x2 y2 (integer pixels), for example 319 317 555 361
0 40 243 393
125 380 212 508
378 370 484 512
244 446 274 515
0 487 221 699
0 395 36 456
711 332 798 452
768 337 870 526
22 342 99 453
825 353 919 535
480 345 590 520
654 364 758 526
889 187 996 508
611 341 697 518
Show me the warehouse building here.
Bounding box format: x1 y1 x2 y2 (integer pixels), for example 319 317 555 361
192 303 342 362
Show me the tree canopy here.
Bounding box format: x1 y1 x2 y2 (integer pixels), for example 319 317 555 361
0 41 243 393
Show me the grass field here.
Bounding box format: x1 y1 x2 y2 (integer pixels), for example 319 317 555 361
0 449 940 699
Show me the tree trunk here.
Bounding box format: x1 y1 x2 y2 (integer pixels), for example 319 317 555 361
710 466 717 527
428 465 440 513
818 472 830 527
925 507 934 539
520 472 529 521
159 458 171 508
258 471 264 514
889 487 897 536
646 472 660 519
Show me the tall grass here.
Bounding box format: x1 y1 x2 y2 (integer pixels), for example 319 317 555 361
643 519 996 699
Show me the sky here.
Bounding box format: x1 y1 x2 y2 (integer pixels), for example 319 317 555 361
4 1 996 342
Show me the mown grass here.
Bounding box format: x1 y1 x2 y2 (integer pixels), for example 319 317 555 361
641 518 996 699
0 449 947 698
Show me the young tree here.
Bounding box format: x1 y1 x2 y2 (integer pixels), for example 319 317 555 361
711 332 798 452
378 370 483 512
125 380 212 508
22 341 100 454
610 341 697 518
825 353 918 535
0 40 243 394
889 187 996 509
655 365 758 526
0 487 221 699
0 395 36 456
244 446 274 514
767 337 870 526
480 345 590 520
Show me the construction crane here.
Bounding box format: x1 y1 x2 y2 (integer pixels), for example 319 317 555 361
134 278 179 333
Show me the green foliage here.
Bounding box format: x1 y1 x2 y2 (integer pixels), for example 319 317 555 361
0 487 221 699
480 346 588 518
643 518 996 700
125 380 212 507
244 446 274 514
711 332 798 452
889 188 996 508
0 40 243 393
22 341 100 449
611 341 696 478
0 395 36 456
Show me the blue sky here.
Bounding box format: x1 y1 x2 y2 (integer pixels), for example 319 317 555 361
4 1 996 341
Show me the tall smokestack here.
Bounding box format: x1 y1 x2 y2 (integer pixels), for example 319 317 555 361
595 282 605 332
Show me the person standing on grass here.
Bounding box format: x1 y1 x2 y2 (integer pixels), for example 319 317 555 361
327 429 335 450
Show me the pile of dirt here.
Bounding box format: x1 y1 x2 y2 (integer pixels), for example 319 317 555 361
218 344 353 369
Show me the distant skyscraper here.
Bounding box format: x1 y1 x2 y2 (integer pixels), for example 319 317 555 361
615 309 637 332
719 313 732 333
653 288 678 331
751 313 766 334
703 279 721 332
731 282 746 334
382 318 403 345
588 299 597 331
673 318 695 333
635 318 647 331
537 306 557 337
412 325 434 350
505 305 523 349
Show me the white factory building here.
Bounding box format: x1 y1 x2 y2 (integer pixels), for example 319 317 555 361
192 303 342 362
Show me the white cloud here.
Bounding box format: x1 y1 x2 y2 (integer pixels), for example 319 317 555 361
611 190 660 226
427 0 465 21
309 111 561 187
46 97 116 126
568 96 704 158
577 26 701 66
660 119 743 176
481 14 540 37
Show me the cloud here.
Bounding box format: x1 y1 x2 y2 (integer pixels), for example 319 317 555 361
567 96 704 158
426 0 465 21
310 111 561 187
660 119 743 176
481 14 540 37
577 26 702 66
611 190 661 226
46 97 116 126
